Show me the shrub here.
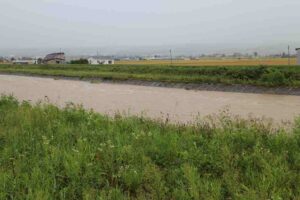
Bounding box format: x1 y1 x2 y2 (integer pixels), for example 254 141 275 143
260 69 287 85
70 59 89 64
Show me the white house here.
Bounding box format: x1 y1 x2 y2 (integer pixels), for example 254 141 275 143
296 48 300 65
12 59 38 65
88 58 98 65
88 58 114 65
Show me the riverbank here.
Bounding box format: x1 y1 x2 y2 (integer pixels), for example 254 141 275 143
0 95 299 199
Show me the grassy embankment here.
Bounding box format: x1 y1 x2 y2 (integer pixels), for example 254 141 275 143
0 95 300 199
0 64 300 87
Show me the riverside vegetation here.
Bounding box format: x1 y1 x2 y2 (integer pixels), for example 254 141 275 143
0 64 300 87
0 95 300 199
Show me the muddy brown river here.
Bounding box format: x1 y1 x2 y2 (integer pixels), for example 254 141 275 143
0 74 300 124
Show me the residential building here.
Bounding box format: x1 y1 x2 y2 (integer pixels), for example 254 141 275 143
43 53 65 64
88 58 114 65
12 59 38 65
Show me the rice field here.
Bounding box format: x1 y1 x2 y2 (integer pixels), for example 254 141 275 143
116 58 297 66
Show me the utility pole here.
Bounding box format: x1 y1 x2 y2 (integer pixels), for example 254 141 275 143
288 45 291 66
170 49 173 66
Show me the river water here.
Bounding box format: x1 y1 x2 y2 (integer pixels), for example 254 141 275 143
0 74 300 124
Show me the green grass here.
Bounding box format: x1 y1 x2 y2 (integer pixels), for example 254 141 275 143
1 64 300 87
0 95 300 199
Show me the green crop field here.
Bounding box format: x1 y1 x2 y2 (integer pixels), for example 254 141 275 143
0 95 300 199
0 64 300 87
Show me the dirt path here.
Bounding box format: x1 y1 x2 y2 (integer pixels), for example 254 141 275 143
1 74 300 124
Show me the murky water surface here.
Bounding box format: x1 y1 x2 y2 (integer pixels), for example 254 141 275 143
1 75 300 124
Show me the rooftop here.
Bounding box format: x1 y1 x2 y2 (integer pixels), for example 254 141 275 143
44 53 65 61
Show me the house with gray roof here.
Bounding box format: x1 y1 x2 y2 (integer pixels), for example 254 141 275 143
43 53 65 64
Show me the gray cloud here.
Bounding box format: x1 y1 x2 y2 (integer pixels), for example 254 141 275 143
0 0 300 54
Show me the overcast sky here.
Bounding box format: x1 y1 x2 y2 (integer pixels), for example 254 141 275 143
1 0 300 53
